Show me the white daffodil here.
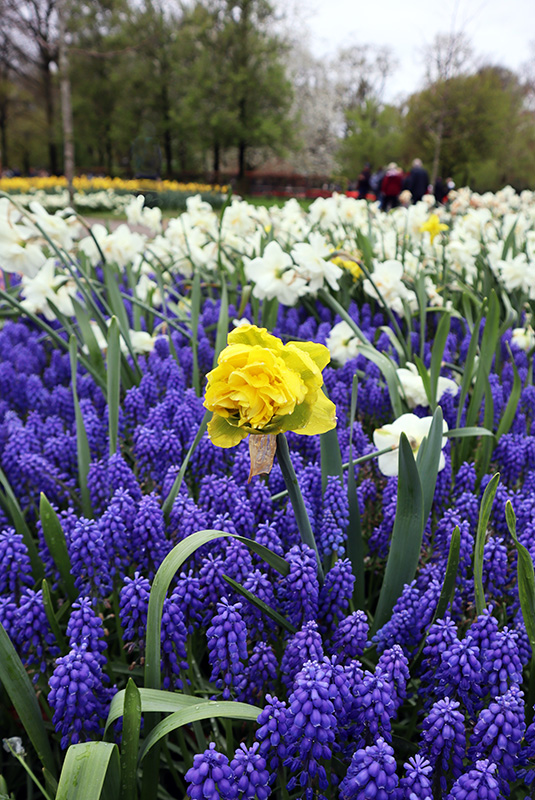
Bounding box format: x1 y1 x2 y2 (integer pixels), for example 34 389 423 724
29 200 75 250
363 259 416 316
511 327 535 351
326 320 360 365
291 231 343 293
396 363 458 409
373 413 449 476
125 195 145 226
245 240 307 306
20 258 76 320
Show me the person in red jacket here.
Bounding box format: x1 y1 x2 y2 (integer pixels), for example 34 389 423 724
380 162 403 211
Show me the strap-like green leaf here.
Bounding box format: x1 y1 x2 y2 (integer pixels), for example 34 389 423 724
222 574 296 633
212 279 229 367
506 499 535 723
371 434 424 633
0 623 56 779
320 426 344 493
506 501 535 657
107 316 121 457
473 472 500 615
55 742 120 800
138 702 259 764
69 336 92 517
496 349 522 439
416 406 444 526
0 467 43 581
144 530 289 691
39 493 78 602
429 313 451 410
190 271 201 396
276 432 323 581
347 374 365 609
105 688 199 733
120 680 141 800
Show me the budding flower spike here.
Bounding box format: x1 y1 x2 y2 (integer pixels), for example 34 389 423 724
204 323 336 476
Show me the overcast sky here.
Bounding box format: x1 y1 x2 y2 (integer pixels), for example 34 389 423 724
302 0 534 101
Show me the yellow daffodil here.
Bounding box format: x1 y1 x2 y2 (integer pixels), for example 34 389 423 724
330 248 363 280
204 324 336 448
419 214 449 244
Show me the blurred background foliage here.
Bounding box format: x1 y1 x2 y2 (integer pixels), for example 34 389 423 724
1 0 535 192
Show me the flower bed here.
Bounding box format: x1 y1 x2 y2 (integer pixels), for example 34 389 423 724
0 175 228 214
0 187 534 798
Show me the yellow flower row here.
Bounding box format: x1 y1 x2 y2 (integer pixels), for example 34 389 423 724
0 175 227 194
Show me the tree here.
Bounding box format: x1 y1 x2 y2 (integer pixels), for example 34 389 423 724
1 0 60 174
403 65 535 191
178 0 294 185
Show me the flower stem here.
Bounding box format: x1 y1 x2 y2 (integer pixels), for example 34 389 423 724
275 433 324 584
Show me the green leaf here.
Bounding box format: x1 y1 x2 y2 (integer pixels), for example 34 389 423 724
145 530 289 691
317 288 404 417
0 623 56 779
105 688 200 733
222 574 296 633
371 434 424 633
42 579 68 653
190 271 201 396
212 280 229 367
320 426 344 493
506 501 535 656
107 317 121 457
496 349 522 439
347 374 365 609
416 406 444 526
433 525 461 621
473 473 500 615
69 336 92 517
138 702 259 763
102 262 140 383
55 742 120 800
411 526 460 670
39 493 78 602
455 302 483 431
120 680 141 800
506 500 535 723
445 426 495 439
429 313 451 410
0 467 43 581
413 355 432 408
276 432 323 581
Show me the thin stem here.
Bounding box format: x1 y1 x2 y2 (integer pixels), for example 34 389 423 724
275 432 324 584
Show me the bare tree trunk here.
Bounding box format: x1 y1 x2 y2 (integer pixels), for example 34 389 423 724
431 115 444 187
43 63 58 175
57 0 74 205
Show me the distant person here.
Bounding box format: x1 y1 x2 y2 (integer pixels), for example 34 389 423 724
380 162 403 211
434 176 446 204
357 163 371 199
370 166 385 199
405 158 430 203
445 177 456 195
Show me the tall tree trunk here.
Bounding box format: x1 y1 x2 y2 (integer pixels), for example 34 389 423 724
43 61 57 175
431 115 444 186
213 141 220 184
58 0 75 205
